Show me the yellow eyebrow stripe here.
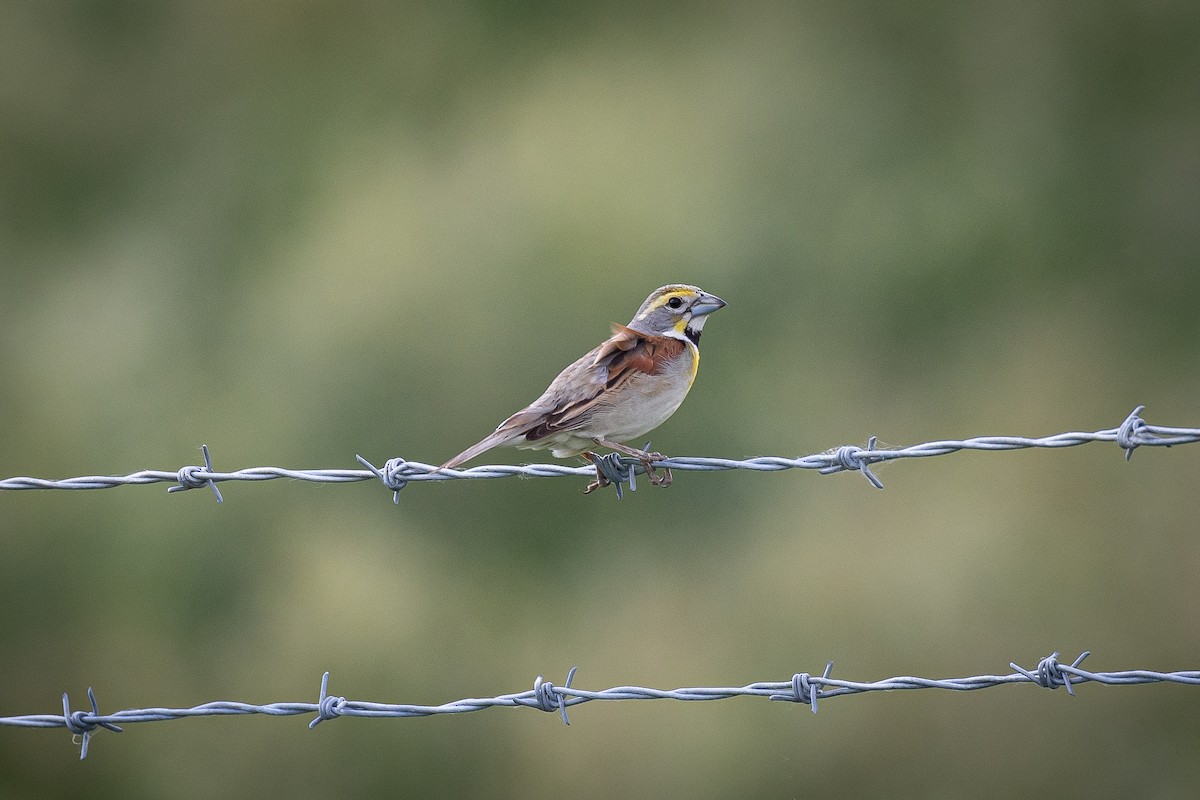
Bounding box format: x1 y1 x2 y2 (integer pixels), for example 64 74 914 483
638 289 697 318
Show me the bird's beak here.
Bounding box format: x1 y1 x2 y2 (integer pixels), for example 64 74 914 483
690 292 727 317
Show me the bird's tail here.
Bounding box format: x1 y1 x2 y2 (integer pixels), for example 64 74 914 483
438 430 512 471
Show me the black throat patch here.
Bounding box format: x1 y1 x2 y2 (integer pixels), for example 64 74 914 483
684 326 701 346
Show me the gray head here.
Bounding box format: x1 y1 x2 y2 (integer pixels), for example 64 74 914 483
627 284 726 345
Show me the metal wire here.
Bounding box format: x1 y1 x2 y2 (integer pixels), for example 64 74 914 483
0 406 1194 502
4 410 1197 759
3 652 1197 759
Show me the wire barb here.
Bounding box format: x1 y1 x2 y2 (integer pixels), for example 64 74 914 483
586 452 631 499
308 672 346 729
1010 651 1091 696
770 661 834 713
531 667 577 725
167 444 223 502
820 436 884 488
356 454 411 503
61 688 122 760
1116 406 1146 461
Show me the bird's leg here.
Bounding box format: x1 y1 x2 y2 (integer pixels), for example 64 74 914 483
579 451 611 494
594 438 672 487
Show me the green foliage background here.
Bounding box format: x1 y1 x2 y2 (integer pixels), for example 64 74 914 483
2 2 1198 797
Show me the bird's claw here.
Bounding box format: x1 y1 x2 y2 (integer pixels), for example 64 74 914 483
639 451 672 487
581 451 614 495
647 466 672 487
581 476 609 494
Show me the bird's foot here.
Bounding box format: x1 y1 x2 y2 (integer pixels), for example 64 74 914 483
594 439 672 488
580 451 612 495
644 454 673 487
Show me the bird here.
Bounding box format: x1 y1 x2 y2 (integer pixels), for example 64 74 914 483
439 284 726 492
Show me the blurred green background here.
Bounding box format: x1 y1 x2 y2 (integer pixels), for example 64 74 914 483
2 1 1198 797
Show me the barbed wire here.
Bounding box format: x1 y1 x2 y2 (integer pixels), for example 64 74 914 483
2 652 1197 759
1 406 1195 502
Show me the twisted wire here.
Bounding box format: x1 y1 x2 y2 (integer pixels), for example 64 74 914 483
0 406 1193 501
3 652 1197 759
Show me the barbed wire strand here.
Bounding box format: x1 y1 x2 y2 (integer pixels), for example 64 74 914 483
3 652 1198 759
1 406 1195 503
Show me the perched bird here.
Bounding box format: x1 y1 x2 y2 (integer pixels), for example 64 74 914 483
440 284 726 492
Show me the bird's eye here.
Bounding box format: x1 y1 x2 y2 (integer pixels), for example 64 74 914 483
666 296 683 309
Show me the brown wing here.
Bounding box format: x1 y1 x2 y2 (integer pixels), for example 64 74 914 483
440 325 684 468
523 324 685 441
